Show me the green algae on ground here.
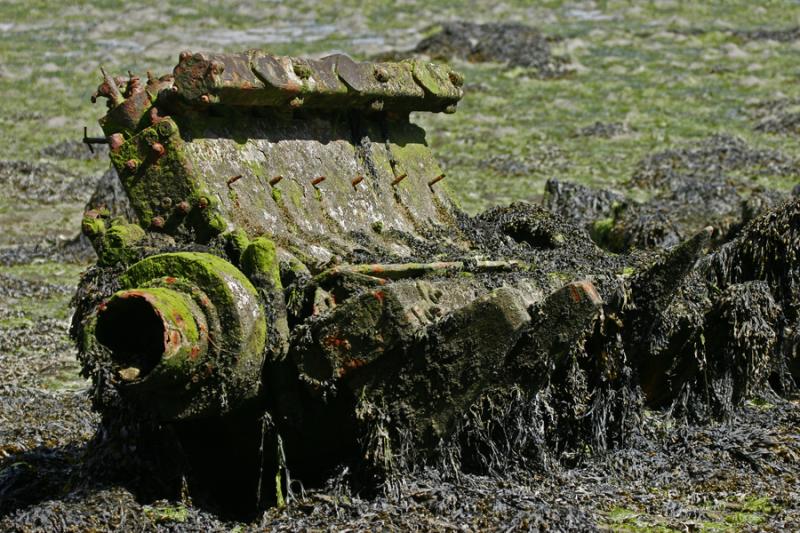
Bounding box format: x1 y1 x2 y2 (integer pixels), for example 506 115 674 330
142 502 190 524
3 1 800 215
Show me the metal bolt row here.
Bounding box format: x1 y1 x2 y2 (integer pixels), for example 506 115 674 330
146 170 446 230
263 173 445 189
147 195 211 229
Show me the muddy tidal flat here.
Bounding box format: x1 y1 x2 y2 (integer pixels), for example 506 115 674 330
1 1 800 531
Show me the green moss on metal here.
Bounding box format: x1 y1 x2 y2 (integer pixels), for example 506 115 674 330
122 252 258 312
106 287 201 361
114 252 267 419
97 221 145 266
108 118 228 242
241 237 282 288
225 229 250 263
81 215 105 238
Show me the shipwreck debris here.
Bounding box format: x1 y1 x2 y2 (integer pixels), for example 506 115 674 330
69 50 799 517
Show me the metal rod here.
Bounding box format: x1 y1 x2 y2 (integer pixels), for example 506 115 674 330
83 126 109 154
390 174 407 186
428 174 445 188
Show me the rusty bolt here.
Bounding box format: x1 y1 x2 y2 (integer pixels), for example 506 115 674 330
149 106 163 125
391 174 407 186
151 142 165 157
428 174 445 188
197 197 210 209
161 197 173 208
269 176 283 186
289 96 304 108
311 176 326 186
109 133 124 151
177 201 191 215
351 175 364 188
125 159 138 172
370 100 384 112
151 216 165 229
448 70 464 87
374 66 390 82
200 94 211 104
179 50 192 62
171 85 179 93
125 74 142 97
227 174 242 186
209 60 225 75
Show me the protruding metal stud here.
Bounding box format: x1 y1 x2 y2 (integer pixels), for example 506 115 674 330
391 174 407 186
227 174 242 187
200 94 210 104
100 66 124 106
374 66 390 82
209 60 225 75
269 176 283 186
428 174 445 188
109 133 124 151
151 142 165 158
351 175 364 188
149 106 163 125
311 176 326 186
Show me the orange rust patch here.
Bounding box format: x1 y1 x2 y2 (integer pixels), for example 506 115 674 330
569 285 583 303
165 276 177 284
323 335 351 351
373 290 385 303
337 357 368 378
168 330 181 347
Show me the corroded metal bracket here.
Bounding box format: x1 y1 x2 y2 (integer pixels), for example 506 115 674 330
171 51 463 113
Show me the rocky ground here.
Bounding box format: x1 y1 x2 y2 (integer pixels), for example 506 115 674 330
2 1 800 531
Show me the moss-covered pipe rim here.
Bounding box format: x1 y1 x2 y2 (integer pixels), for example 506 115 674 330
95 287 208 384
88 251 269 420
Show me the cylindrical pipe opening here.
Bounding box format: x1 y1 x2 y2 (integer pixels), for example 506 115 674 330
96 292 169 381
